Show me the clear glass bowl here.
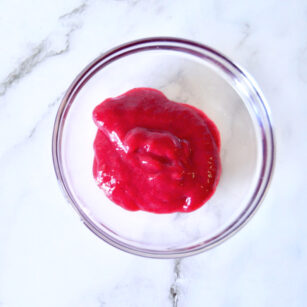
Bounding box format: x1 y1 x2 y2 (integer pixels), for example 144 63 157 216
52 37 274 258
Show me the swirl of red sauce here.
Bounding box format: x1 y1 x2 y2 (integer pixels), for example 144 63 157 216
93 88 221 213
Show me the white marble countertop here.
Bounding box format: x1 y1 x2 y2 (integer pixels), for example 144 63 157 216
0 0 306 306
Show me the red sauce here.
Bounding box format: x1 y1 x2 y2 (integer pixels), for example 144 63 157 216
93 88 221 213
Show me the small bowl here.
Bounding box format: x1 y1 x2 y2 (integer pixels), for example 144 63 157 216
52 37 274 258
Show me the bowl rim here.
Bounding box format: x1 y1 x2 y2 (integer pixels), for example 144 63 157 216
52 37 275 258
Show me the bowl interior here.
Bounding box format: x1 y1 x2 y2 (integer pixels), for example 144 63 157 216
57 44 266 256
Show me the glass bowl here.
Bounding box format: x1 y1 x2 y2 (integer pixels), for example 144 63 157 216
52 37 274 258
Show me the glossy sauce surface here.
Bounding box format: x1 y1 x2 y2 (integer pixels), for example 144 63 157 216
93 88 221 213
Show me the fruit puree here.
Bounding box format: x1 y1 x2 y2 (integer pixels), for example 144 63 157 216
93 88 221 213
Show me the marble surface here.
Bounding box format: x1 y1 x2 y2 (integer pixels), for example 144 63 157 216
0 0 306 306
